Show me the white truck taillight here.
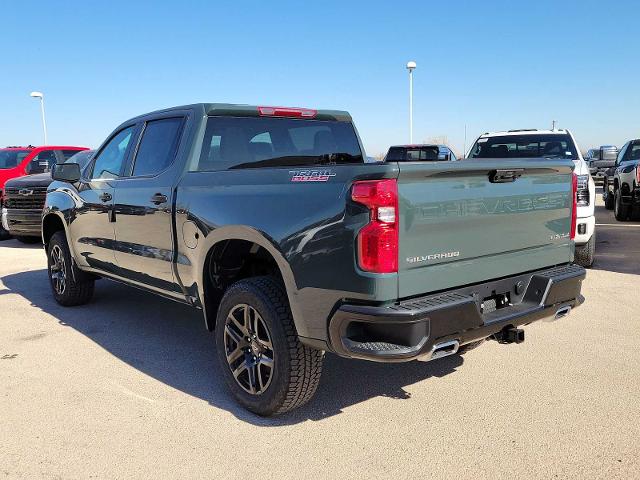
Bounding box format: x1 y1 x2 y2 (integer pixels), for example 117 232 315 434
636 164 640 186
351 179 398 273
575 174 590 207
571 173 578 240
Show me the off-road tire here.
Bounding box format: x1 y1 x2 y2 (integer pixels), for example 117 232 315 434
215 276 324 416
457 339 486 354
614 189 630 221
574 231 595 268
47 231 94 306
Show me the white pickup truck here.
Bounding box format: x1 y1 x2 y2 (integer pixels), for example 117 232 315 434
467 129 596 267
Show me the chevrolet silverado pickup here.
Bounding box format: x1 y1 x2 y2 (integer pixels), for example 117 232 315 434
42 104 585 416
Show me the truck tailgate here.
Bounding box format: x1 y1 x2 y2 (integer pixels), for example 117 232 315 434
396 159 574 298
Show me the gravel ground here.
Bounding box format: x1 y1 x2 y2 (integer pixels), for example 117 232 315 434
1 198 639 479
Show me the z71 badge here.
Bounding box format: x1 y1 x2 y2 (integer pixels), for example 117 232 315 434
289 169 337 182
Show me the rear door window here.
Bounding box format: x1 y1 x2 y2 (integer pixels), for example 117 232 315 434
131 118 184 177
195 116 363 171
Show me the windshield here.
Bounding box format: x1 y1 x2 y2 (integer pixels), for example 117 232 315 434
63 150 94 170
468 134 579 160
195 116 363 171
0 150 30 169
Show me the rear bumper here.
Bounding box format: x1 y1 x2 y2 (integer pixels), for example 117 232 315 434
574 215 595 245
5 209 42 236
328 264 585 362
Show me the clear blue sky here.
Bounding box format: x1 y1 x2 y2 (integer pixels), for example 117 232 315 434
2 0 638 156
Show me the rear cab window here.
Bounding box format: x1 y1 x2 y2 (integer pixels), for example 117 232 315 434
467 134 579 160
386 146 442 162
194 116 363 171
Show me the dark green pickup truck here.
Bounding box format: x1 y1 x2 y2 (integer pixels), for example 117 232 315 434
43 103 585 415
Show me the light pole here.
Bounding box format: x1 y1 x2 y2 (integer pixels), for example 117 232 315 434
30 91 48 144
406 61 416 143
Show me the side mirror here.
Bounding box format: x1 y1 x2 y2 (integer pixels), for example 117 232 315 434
52 163 81 183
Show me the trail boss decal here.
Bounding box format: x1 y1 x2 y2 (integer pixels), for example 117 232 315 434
289 169 337 182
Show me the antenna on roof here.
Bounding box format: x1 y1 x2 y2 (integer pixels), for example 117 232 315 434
551 120 557 131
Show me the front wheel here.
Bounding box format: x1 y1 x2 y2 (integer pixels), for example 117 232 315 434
47 231 94 306
604 183 614 210
0 225 10 241
614 189 630 221
215 276 324 416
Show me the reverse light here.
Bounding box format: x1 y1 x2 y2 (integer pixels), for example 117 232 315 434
351 179 398 273
258 106 317 118
570 173 578 240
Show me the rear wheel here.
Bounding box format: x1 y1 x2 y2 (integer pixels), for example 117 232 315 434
614 189 630 221
215 276 324 416
47 231 94 306
574 232 595 268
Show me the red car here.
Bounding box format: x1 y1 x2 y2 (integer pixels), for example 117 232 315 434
0 145 88 239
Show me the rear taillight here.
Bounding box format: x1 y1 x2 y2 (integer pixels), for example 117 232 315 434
570 173 577 240
258 106 317 118
351 179 398 273
636 164 640 185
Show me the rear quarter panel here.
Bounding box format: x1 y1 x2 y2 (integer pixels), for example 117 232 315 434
175 163 398 340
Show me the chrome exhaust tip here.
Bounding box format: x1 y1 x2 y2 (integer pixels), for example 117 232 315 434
426 340 459 361
554 305 572 320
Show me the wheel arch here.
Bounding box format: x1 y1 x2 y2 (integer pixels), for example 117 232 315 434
197 226 302 333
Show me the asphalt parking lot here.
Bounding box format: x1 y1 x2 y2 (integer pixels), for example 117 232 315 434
1 198 639 479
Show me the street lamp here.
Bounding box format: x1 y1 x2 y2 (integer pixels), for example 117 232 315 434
406 61 416 143
30 91 48 145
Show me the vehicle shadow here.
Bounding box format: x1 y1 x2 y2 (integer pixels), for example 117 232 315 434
1 269 463 426
592 204 640 275
0 238 42 249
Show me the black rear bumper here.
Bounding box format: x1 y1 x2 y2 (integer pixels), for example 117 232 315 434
6 209 42 236
328 264 585 362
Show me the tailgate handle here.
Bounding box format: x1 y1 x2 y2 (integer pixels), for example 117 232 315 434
489 169 524 183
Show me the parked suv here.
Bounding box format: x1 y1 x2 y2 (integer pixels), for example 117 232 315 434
602 139 640 219
0 145 88 239
2 150 94 242
384 144 457 162
43 104 584 415
467 129 596 267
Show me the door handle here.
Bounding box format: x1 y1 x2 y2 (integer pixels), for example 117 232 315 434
150 193 168 205
99 192 112 202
